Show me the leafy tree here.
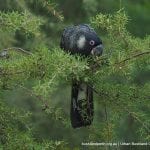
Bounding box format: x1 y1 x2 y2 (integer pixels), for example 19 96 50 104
0 0 149 149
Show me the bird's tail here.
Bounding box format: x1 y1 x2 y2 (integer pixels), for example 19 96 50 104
70 80 94 128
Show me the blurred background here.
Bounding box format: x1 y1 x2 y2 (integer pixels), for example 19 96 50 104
0 0 150 149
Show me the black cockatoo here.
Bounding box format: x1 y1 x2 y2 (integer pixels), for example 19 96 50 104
60 24 103 128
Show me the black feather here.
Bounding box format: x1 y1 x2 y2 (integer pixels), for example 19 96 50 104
60 24 103 128
70 80 94 128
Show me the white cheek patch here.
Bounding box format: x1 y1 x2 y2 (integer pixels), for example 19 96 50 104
77 35 86 49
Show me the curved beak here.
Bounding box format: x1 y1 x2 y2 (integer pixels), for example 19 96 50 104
91 44 103 56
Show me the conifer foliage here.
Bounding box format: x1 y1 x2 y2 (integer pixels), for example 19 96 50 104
0 0 149 149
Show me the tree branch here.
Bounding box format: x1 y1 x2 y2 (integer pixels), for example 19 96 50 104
0 70 25 76
88 84 150 134
43 0 64 21
116 50 150 65
91 50 150 69
19 85 49 111
104 103 111 142
0 47 32 57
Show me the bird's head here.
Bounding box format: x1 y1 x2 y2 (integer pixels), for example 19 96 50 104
77 32 103 56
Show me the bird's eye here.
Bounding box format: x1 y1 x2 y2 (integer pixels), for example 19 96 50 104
89 40 95 46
